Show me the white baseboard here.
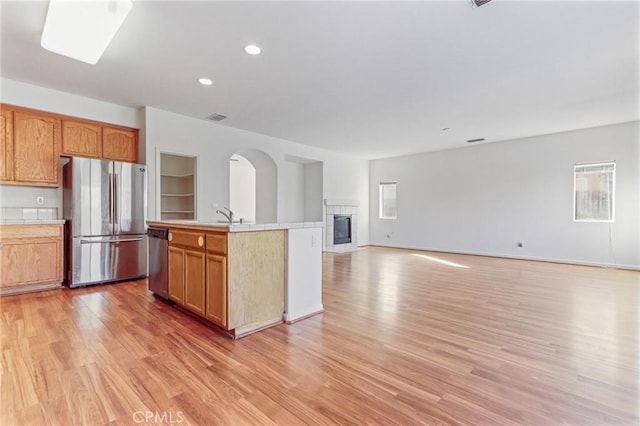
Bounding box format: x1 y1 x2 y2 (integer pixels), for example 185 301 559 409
284 307 324 324
369 243 640 271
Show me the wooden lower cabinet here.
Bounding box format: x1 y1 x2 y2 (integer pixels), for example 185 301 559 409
184 249 205 316
167 228 228 329
168 246 185 305
205 253 227 328
168 245 206 317
0 224 63 295
167 229 207 317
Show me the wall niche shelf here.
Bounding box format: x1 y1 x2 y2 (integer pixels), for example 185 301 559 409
159 153 196 220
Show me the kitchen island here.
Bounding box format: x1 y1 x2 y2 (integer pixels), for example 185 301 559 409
147 220 324 338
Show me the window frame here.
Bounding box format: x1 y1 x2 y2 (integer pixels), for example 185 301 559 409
573 161 616 223
379 181 397 220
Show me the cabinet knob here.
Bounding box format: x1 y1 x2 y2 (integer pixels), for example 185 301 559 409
168 232 173 242
198 236 204 247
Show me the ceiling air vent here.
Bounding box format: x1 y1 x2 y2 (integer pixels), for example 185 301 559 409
466 138 485 143
206 113 227 122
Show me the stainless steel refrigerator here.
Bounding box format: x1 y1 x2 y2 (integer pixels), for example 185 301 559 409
63 157 148 288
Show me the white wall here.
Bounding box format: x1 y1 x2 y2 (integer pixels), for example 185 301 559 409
145 107 370 246
281 161 305 222
0 78 141 210
304 162 323 222
282 156 324 223
370 121 640 269
229 155 256 222
0 78 141 128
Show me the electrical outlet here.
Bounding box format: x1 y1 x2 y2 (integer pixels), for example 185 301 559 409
36 196 45 205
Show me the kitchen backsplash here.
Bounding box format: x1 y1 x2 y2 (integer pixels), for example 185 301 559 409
0 185 63 209
0 207 59 221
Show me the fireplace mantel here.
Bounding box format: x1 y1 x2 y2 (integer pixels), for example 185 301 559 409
324 199 360 207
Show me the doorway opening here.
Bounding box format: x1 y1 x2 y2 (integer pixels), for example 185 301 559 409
229 149 277 224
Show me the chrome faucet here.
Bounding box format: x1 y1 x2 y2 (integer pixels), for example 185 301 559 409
216 207 234 224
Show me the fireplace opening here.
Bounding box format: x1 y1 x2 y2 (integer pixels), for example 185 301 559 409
334 215 352 245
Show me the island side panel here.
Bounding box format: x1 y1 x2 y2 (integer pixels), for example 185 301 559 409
227 230 286 335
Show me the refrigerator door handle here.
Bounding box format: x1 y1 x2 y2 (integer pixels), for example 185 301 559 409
108 172 113 225
114 174 119 225
80 237 144 244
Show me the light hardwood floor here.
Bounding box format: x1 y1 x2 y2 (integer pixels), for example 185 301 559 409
1 247 638 425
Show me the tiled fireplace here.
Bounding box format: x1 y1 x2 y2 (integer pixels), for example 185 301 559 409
324 199 358 253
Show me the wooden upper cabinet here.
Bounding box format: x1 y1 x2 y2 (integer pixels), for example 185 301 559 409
61 120 102 158
62 121 139 163
0 104 140 187
0 109 14 182
13 111 60 186
103 126 138 163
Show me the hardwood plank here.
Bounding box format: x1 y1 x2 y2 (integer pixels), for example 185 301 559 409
244 390 308 425
59 368 109 425
0 248 637 425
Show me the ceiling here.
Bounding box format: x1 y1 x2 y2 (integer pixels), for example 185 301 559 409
1 0 638 159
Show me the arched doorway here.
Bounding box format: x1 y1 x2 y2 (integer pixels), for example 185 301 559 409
229 149 277 224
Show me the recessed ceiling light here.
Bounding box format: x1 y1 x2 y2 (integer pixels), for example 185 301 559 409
244 44 261 55
198 78 213 86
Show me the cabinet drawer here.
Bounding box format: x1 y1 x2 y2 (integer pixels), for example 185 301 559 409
168 229 205 250
206 233 227 254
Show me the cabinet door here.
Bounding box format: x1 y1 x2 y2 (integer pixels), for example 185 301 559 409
13 111 60 186
168 246 185 305
62 120 102 158
184 249 206 316
205 253 227 328
103 127 137 163
0 109 13 181
0 239 61 287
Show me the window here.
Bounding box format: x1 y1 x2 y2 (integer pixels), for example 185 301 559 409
574 162 615 222
379 181 397 219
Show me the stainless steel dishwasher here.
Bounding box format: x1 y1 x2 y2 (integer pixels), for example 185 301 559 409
147 227 169 299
